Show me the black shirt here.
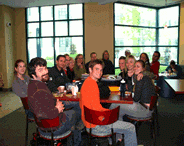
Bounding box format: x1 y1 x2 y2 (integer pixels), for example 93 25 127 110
47 65 70 92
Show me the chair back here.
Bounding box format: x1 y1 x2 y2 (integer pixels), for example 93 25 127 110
84 105 120 125
34 114 60 129
149 96 158 111
20 97 29 110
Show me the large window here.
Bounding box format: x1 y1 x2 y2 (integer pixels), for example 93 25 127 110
114 3 179 68
26 4 84 67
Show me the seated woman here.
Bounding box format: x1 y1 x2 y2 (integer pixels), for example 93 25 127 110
102 50 115 75
12 59 33 118
110 60 157 119
73 54 86 80
125 55 136 92
140 52 150 71
140 52 155 79
118 56 127 80
67 57 75 82
165 60 182 78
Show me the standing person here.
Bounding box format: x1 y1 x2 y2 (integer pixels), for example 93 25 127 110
102 50 115 75
12 59 33 117
67 57 75 82
150 51 160 80
125 50 131 57
140 53 151 71
27 57 82 146
118 56 127 80
80 59 137 146
12 59 30 97
73 54 86 80
85 52 97 74
47 55 70 93
110 60 156 119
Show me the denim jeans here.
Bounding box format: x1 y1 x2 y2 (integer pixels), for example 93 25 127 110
86 120 137 146
110 95 152 119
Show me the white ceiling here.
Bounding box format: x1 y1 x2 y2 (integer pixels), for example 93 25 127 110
0 0 183 8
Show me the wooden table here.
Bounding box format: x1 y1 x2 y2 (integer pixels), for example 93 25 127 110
54 91 133 104
165 79 184 94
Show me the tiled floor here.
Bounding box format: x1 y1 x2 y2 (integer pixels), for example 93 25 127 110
1 91 184 146
0 91 23 118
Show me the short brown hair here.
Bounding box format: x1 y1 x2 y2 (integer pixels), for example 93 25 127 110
90 52 97 57
119 56 126 61
89 59 104 70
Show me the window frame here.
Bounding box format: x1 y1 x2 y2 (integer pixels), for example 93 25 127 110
25 3 85 67
113 2 180 69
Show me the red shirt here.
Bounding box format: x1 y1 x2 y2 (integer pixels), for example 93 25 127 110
150 61 160 80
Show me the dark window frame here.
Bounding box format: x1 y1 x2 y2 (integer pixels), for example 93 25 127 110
113 2 180 68
25 3 85 67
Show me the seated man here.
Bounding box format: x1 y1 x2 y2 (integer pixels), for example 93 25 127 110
85 52 97 74
166 60 182 78
47 55 70 93
150 51 160 80
80 59 137 146
47 55 81 111
27 57 81 146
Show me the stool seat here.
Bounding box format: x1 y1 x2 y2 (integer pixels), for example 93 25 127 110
126 115 152 121
86 128 113 137
38 129 71 141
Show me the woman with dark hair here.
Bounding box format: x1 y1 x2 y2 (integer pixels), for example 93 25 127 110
12 59 30 97
118 56 127 79
73 54 86 80
140 52 150 71
111 60 156 119
102 50 115 75
12 59 33 118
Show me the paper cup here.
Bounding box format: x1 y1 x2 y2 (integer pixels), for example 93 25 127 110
59 86 65 92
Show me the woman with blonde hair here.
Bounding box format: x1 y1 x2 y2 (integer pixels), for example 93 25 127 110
74 54 86 80
119 56 127 79
67 57 75 82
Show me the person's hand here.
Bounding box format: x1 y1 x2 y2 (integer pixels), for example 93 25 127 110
137 73 143 81
55 99 65 113
172 68 176 72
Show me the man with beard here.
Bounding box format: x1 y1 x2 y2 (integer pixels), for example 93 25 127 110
27 57 81 146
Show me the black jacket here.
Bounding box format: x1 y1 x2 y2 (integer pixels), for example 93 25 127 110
67 67 75 83
102 59 115 75
47 65 70 92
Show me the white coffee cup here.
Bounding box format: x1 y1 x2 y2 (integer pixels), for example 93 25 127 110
59 86 65 93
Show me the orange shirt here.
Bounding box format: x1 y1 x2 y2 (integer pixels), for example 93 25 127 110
80 76 109 128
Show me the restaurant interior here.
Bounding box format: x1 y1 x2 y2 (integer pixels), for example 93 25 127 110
1 0 184 145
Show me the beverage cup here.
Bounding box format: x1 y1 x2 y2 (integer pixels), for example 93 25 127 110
71 86 77 96
59 86 65 93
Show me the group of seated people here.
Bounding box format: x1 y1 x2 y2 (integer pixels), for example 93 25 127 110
10 49 178 145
